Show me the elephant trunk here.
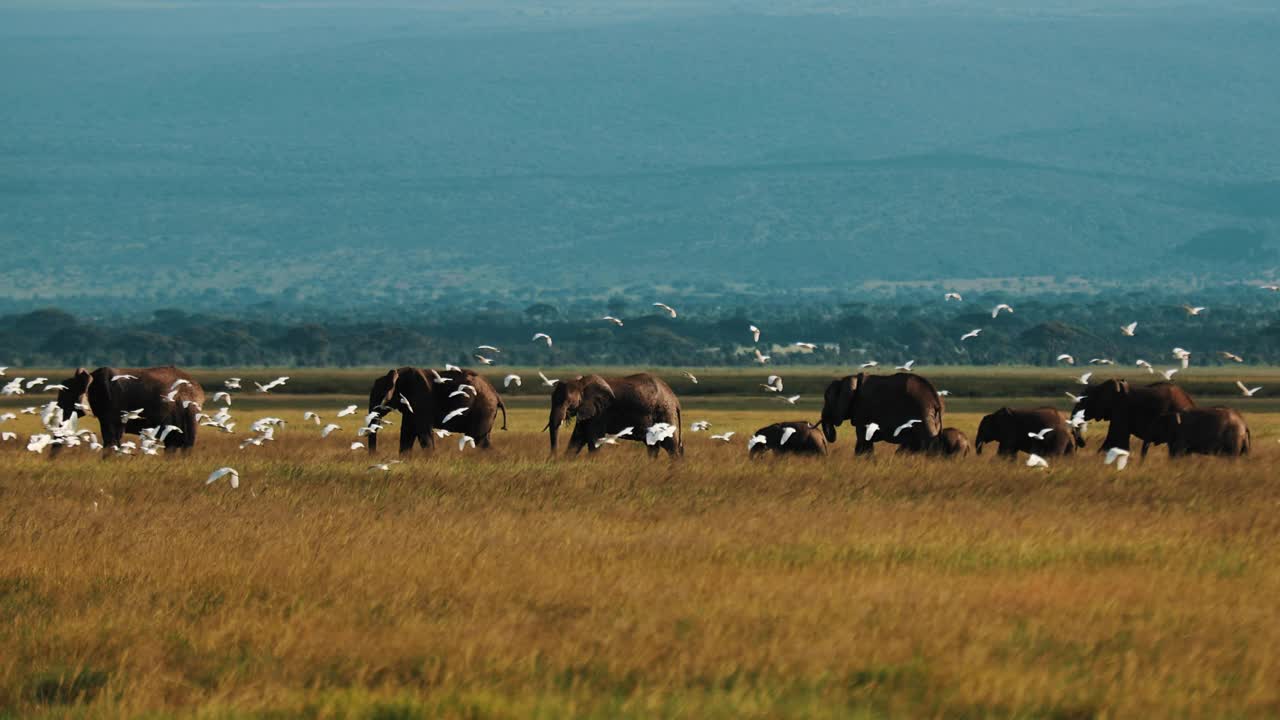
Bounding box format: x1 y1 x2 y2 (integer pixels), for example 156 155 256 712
820 420 837 444
548 404 567 453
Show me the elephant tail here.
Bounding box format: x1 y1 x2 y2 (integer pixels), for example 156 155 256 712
498 400 508 431
1243 427 1251 455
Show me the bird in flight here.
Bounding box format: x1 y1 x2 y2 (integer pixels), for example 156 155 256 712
749 325 761 343
255 376 289 393
1160 368 1179 380
224 378 242 390
896 360 915 372
779 427 797 445
1056 354 1075 365
321 423 342 438
1026 454 1049 469
368 460 403 472
960 329 981 342
602 316 624 327
860 361 879 369
532 333 553 347
503 374 522 388
1182 305 1206 316
691 420 711 432
337 405 358 417
864 423 880 441
747 434 768 451
206 467 240 489
682 371 698 384
1077 372 1093 386
1236 381 1262 397
476 345 501 354
1219 351 1243 363
1171 348 1191 368
1120 322 1137 337
473 354 495 365
893 419 921 437
538 371 559 387
709 431 735 442
779 395 800 405
761 375 783 392
991 303 1013 318
1135 359 1154 373
442 407 468 424
793 342 817 351
653 302 678 318
754 349 771 364
303 411 322 425
1027 428 1054 440
944 292 963 302
1104 447 1130 470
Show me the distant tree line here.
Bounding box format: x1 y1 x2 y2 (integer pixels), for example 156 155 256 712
2 287 1277 369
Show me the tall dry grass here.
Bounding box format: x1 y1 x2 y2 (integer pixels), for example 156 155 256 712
1 403 1278 718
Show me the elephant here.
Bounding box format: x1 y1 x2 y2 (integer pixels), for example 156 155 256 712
820 372 944 454
1145 407 1251 457
366 367 506 454
547 373 683 457
1072 380 1195 456
926 427 972 458
748 421 828 457
975 407 1080 459
54 366 205 451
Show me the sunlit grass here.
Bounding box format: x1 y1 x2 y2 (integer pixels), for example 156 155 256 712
2 396 1279 717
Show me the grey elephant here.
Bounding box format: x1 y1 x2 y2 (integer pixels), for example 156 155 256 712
55 366 205 451
820 372 944 454
547 373 683 457
926 427 972 458
975 407 1081 459
366 367 506 454
1072 379 1195 456
1146 407 1251 457
748 421 828 457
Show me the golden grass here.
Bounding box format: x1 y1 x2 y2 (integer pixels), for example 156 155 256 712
2 401 1279 718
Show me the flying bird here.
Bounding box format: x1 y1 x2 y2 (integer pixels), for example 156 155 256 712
121 408 145 421
213 392 232 405
761 375 783 392
1065 391 1086 403
350 441 364 451
864 423 880 441
709 432 735 442
793 342 817 351
691 420 711 432
503 374 522 388
1182 305 1206 316
368 460 404 472
224 378 242 390
653 302 678 318
944 292 963 302
780 427 797 445
1120 322 1137 337
1057 354 1075 365
1236 381 1262 397
444 364 462 373
1027 428 1054 440
205 467 240 489
683 371 698 384
1077 372 1093 386
896 360 915 372
1160 368 1179 380
645 423 677 446
753 349 771 364
1104 447 1130 470
893 419 921 437
25 377 48 389
441 407 468 424
321 423 342 438
860 361 879 369
458 435 477 451
398 394 415 414
747 434 768 451
476 345 501 353
1219 351 1243 363
538 371 559 387
303 411 322 425
532 333 553 347
337 405 358 417
991 303 1013 318
1026 454 1049 469
255 376 289 393
112 374 137 382
602 316 624 327
749 325 761 342
473 354 495 365
1135 359 1154 373
1089 358 1115 366
780 394 801 405
960 329 982 342
1171 347 1191 368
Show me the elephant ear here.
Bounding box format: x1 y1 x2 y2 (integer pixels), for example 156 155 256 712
824 375 859 424
87 367 113 415
576 378 616 422
371 369 399 411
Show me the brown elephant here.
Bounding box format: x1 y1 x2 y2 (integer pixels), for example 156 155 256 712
1146 407 1251 457
547 373 682 457
748 421 828 457
55 366 205 451
820 372 944 454
926 427 972 458
366 367 506 454
975 407 1080 459
1072 380 1195 456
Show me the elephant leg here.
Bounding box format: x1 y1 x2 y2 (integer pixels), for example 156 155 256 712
398 419 416 454
854 438 875 456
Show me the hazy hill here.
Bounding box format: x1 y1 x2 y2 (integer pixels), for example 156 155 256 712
1 2 1278 310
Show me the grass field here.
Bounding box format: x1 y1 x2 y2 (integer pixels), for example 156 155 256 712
2 369 1279 717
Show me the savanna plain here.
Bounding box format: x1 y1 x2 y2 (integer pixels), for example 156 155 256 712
2 368 1279 718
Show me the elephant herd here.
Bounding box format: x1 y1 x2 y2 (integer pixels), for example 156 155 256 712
46 365 1252 461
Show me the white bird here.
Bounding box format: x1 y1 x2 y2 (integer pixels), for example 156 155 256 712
169 379 191 391
1077 372 1093 386
337 405 358 417
1057 354 1075 365
864 423 880 441
602 316 624 327
1028 428 1054 440
991 303 1013 318
321 423 342 438
303 411 322 425
205 467 240 488
793 342 817 351
350 441 365 451
1236 381 1262 397
893 419 921 437
1026 454 1049 469
458 435 476 451
0 366 6 375
761 375 783 392
944 292 963 302
444 364 462 373
1104 447 1130 470
452 384 477 398
754 349 771 364
398 393 415 413
121 408 144 421
938 390 951 396
1160 368 1179 381
429 368 452 384
538 371 559 387
1069 410 1087 430
1 432 16 442
710 432 735 442
1 379 24 396
162 389 181 403
1120 322 1137 337
255 376 289 393
860 361 879 369
368 461 403 472
749 325 761 342
442 407 468 424
779 427 797 445
0 412 15 423
1171 347 1191 368
1219 351 1243 363
473 354 495 365
476 345 501 353
780 394 801 405
1065 392 1086 403
1182 305 1206 316
39 383 66 392
434 428 452 438
156 425 183 443
594 427 635 448
653 302 678 318
960 329 982 342
26 377 48 389
896 360 915 372
683 371 698 384
645 423 677 446
503 374 522 388
224 377 242 390
531 332 552 347
691 420 711 432
1089 358 1115 366
20 407 37 414
747 434 768 451
1135 359 1154 373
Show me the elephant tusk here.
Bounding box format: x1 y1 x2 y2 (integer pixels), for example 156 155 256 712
541 422 550 432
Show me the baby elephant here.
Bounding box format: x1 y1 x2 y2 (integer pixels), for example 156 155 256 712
749 421 828 457
1147 407 1251 457
975 407 1079 459
926 427 972 458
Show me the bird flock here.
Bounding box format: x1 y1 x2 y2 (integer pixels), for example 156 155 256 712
1 291 1272 487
